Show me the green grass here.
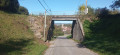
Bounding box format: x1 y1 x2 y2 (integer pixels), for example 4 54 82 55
66 35 80 43
0 39 48 55
51 36 57 41
25 42 48 55
73 39 80 43
0 11 48 55
66 35 72 39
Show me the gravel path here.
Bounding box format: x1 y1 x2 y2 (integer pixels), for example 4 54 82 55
45 36 98 55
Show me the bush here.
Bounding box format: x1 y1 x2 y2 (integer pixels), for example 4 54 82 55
19 6 29 15
82 14 120 55
0 0 19 13
66 35 72 39
53 25 64 36
0 0 29 15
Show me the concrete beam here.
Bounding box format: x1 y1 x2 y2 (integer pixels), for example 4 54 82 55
52 15 79 18
52 17 77 21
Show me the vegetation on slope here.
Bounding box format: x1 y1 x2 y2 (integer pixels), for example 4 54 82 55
78 1 120 55
0 11 47 55
82 13 120 55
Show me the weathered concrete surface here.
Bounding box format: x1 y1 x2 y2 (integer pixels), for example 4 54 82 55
45 36 98 55
72 19 84 41
47 15 84 42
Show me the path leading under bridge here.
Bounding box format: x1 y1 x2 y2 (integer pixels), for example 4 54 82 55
45 35 98 55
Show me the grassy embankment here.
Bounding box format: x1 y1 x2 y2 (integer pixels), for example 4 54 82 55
82 14 120 55
0 11 47 55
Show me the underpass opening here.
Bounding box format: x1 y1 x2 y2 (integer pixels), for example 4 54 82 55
54 20 73 36
47 15 84 42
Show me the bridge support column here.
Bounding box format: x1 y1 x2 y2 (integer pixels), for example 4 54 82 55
47 20 54 41
72 20 83 42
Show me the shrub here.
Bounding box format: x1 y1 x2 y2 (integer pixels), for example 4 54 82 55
0 0 19 13
53 25 64 36
19 6 29 15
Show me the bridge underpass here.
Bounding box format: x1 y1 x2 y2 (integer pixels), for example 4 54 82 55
47 15 84 42
45 15 98 55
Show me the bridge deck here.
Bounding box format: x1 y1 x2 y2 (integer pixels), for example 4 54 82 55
52 15 78 20
52 17 77 20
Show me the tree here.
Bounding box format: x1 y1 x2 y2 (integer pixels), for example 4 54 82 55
0 0 19 13
94 8 101 16
99 7 109 15
79 5 94 15
94 7 109 16
109 9 120 14
111 0 120 8
79 5 86 15
87 6 94 15
19 6 29 15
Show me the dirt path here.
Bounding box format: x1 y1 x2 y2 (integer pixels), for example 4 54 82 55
45 36 98 55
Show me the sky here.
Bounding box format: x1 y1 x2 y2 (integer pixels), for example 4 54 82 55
18 0 114 24
18 0 114 15
54 21 73 24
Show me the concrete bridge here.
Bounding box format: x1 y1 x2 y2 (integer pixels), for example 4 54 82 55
47 15 84 42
